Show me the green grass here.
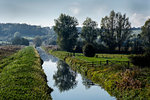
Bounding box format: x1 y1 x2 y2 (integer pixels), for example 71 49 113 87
48 50 129 62
0 46 52 100
75 54 129 62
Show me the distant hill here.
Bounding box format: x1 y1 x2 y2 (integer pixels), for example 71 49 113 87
0 23 54 41
131 28 142 35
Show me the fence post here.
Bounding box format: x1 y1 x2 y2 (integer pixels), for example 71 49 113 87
128 61 130 67
100 61 101 66
92 62 94 67
106 60 109 65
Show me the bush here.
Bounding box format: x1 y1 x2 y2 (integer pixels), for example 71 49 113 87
33 36 42 47
82 43 95 57
12 37 29 46
129 52 150 68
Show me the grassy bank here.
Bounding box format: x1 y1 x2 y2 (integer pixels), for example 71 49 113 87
0 46 52 100
47 49 150 100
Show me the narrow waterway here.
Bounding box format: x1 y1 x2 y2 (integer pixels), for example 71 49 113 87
37 47 116 100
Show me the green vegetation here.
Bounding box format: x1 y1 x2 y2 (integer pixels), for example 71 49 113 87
129 52 150 68
141 18 150 47
0 46 52 100
81 17 98 44
54 14 78 51
46 48 150 100
33 36 42 47
47 50 129 62
82 43 96 57
12 37 29 46
101 10 131 52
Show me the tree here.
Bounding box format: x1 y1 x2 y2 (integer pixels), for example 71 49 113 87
54 14 78 52
81 17 98 44
12 37 29 46
14 32 21 38
130 34 143 54
115 12 131 52
33 36 42 47
101 10 131 52
53 60 77 92
141 18 150 47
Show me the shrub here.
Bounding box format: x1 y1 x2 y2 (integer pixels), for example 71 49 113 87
82 43 95 57
12 37 29 46
129 52 150 68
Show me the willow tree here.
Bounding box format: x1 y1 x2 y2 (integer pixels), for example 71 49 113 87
54 14 78 51
101 10 131 52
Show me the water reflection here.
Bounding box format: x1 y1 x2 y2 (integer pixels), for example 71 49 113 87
36 47 58 62
82 77 95 89
53 60 78 92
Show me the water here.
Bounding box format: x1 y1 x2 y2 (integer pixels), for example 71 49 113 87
37 47 116 100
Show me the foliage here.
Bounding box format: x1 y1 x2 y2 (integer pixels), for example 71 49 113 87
101 10 131 52
33 36 42 47
81 17 98 44
54 14 78 52
0 47 52 99
130 34 144 54
129 52 150 68
14 32 21 38
82 43 95 57
12 37 29 46
141 18 150 47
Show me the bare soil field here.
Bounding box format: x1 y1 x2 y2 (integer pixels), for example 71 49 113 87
0 45 24 60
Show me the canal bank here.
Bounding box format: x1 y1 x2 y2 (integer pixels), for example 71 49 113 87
0 47 52 100
37 47 115 100
47 49 150 100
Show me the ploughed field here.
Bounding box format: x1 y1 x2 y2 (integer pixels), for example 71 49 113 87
0 45 23 60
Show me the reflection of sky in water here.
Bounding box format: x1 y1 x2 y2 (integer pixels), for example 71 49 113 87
37 48 116 100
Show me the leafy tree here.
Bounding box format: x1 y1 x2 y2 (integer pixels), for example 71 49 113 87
130 34 143 54
33 36 42 47
101 10 131 52
21 38 29 46
54 14 78 51
101 11 117 52
115 12 131 52
141 18 150 47
14 32 21 38
12 37 29 46
81 17 98 44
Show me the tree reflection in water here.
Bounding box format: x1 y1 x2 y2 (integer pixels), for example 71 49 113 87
53 60 77 92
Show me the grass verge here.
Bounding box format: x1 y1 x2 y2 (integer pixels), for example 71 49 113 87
0 46 52 100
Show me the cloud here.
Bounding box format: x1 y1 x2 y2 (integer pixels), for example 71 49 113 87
130 13 150 27
68 2 81 15
69 7 80 15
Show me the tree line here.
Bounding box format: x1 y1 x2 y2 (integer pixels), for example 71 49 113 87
54 11 150 54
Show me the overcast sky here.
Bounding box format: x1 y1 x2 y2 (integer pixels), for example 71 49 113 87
0 0 149 27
